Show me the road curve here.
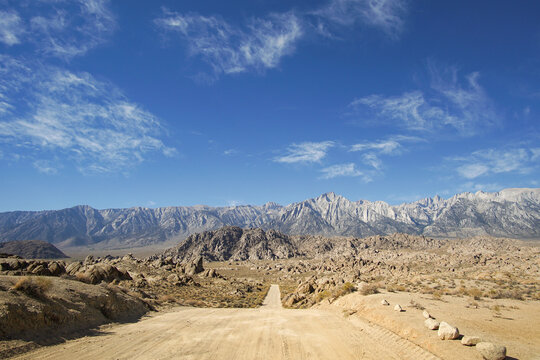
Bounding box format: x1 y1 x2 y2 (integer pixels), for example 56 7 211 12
13 285 439 360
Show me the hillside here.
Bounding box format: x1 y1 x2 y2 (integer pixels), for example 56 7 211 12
0 240 68 259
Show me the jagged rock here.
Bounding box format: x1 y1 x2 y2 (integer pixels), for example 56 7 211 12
284 293 304 307
185 256 204 276
84 255 94 265
461 336 481 346
122 253 135 262
78 264 131 284
394 304 403 312
31 264 51 276
47 262 65 276
476 342 506 360
381 299 389 306
424 318 439 330
438 321 459 340
66 262 83 275
298 282 315 294
202 269 220 278
422 310 433 319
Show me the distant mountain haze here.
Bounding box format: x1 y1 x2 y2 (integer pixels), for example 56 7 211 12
0 188 538 249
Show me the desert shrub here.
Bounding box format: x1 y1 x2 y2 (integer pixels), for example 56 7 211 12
432 290 443 300
395 285 407 292
360 283 379 296
408 299 425 310
158 294 177 303
342 282 356 293
316 290 331 302
333 282 357 298
11 276 52 299
183 299 206 307
467 287 483 300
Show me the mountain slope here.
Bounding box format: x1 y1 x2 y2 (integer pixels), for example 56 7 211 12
0 188 539 248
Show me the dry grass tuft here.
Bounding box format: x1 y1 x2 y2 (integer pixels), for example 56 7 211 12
360 283 379 296
11 276 52 299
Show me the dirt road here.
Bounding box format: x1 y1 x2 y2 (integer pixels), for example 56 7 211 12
14 285 439 360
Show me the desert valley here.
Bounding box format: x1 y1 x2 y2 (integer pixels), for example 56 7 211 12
1 189 539 359
1 1 540 358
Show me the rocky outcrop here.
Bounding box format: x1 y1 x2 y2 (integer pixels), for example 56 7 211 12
161 227 301 262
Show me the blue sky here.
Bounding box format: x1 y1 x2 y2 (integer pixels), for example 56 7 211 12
0 0 539 211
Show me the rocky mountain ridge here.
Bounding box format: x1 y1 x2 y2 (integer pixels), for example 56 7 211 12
0 188 539 248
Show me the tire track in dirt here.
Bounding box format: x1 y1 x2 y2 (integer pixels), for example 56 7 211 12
13 285 443 360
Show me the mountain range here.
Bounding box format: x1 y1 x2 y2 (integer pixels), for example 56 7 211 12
0 188 539 249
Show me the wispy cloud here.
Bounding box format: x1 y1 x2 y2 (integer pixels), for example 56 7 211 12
155 11 302 77
1 0 114 58
349 135 421 170
320 163 363 179
453 148 537 179
461 182 503 193
0 57 175 174
350 139 401 154
457 163 489 179
155 0 409 79
274 141 334 163
33 160 58 175
350 65 497 135
313 0 407 38
0 10 24 45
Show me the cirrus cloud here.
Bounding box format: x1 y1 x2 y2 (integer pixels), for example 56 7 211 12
0 57 176 174
274 141 334 164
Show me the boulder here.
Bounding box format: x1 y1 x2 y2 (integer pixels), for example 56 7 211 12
185 256 204 276
394 304 403 312
48 262 65 276
167 273 180 283
461 336 481 346
31 264 52 276
422 310 433 319
424 318 440 330
476 342 506 360
381 299 390 306
84 255 94 265
438 321 459 340
79 264 132 284
66 262 83 275
298 282 315 294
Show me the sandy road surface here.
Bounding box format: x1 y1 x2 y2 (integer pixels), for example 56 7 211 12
13 285 439 360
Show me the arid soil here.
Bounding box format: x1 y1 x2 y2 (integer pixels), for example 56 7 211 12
1 231 539 359
328 291 540 359
11 285 441 360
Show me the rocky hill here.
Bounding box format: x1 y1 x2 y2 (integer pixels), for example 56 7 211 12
157 227 455 262
161 227 301 262
0 188 539 248
0 240 68 259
